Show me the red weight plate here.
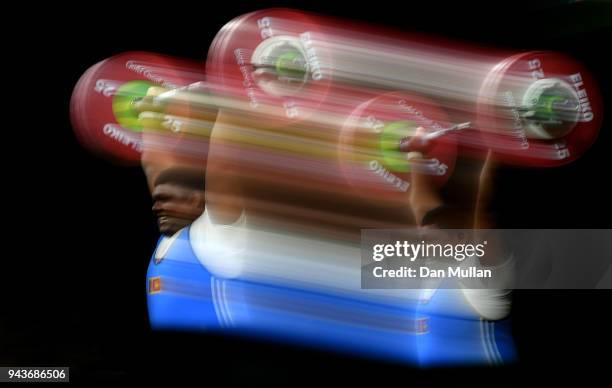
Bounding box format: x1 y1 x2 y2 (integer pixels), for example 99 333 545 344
206 8 334 126
339 92 457 206
477 51 602 167
70 51 205 164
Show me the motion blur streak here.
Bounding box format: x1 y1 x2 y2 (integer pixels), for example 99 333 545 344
69 7 604 366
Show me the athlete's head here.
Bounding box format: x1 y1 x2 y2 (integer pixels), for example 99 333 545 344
152 167 206 235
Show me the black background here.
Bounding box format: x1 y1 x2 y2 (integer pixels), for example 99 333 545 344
6 0 612 385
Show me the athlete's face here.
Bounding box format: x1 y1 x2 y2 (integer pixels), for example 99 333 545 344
152 183 205 235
